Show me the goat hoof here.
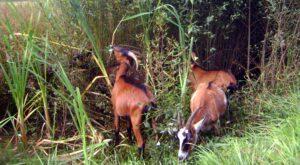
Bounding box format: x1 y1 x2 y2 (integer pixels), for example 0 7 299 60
138 147 143 154
138 147 145 158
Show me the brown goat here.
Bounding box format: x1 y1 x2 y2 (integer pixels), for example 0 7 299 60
177 82 227 160
110 46 156 155
188 52 237 124
189 52 237 92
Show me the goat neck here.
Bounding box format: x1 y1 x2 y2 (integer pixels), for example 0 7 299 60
115 62 130 81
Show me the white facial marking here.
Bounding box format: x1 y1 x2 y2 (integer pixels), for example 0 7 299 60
178 150 188 160
178 128 186 148
177 127 189 160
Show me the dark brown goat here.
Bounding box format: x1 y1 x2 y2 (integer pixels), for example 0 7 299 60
177 82 227 160
110 46 156 155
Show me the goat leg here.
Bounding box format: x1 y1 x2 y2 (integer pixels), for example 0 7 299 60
126 116 133 144
131 114 145 157
225 94 232 124
138 143 145 158
114 115 120 146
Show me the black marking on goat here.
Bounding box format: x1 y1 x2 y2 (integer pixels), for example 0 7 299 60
120 75 148 94
118 47 135 66
120 48 129 56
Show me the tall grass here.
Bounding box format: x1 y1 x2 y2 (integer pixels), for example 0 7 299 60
0 26 34 145
0 1 53 145
55 64 90 163
30 35 52 138
54 64 107 164
69 0 112 90
0 0 108 158
137 0 155 87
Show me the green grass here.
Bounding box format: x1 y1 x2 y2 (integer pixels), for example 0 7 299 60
96 83 300 164
1 83 298 164
191 87 300 164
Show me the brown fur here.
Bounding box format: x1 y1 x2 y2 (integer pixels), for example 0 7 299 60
179 82 227 158
189 82 227 130
189 64 237 92
111 46 156 155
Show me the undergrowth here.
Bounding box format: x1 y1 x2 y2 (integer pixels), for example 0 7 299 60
1 80 299 164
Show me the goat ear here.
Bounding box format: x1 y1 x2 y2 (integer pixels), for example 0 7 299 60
193 118 205 132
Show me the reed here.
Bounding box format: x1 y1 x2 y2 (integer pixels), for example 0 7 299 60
0 18 34 145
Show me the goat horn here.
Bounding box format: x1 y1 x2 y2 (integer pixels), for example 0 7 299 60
191 52 197 60
191 52 201 66
185 110 197 128
186 106 205 128
127 51 139 70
